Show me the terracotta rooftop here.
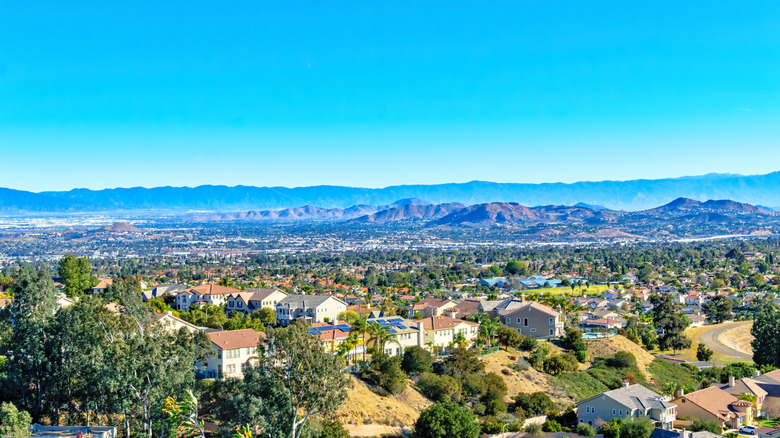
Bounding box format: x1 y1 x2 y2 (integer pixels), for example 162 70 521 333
413 315 478 331
208 329 265 350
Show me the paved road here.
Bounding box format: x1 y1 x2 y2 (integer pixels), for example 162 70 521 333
698 321 753 362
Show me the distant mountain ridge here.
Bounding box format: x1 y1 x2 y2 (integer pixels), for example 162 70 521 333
2 171 780 213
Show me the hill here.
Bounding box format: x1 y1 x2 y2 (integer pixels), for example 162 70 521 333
102 222 142 233
3 171 780 212
352 203 466 223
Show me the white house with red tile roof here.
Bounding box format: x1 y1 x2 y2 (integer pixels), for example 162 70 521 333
200 328 265 379
174 283 241 311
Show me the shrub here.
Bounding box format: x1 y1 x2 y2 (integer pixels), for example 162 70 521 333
599 418 622 438
576 423 596 437
519 334 539 351
543 420 563 432
418 372 462 403
402 346 434 374
481 372 508 401
607 351 637 369
528 343 551 369
691 418 722 434
485 398 508 416
562 327 587 353
525 423 543 437
414 402 481 438
619 417 654 438
543 353 578 376
319 419 349 438
575 349 589 363
509 357 530 372
696 343 714 362
359 353 407 395
513 392 554 416
497 325 524 348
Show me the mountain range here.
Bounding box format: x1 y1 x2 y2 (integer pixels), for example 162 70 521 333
2 171 780 213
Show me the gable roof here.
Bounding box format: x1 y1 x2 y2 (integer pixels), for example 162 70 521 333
277 294 346 308
244 287 287 302
180 283 241 296
673 386 744 421
413 315 478 331
412 297 454 310
208 328 265 350
501 301 561 318
579 384 674 412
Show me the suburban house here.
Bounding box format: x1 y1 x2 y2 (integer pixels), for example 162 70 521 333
581 318 624 330
410 297 456 317
479 297 528 318
275 294 347 326
413 315 479 350
718 374 768 416
92 278 113 294
450 298 482 319
174 283 241 311
745 369 780 417
757 426 780 438
577 383 677 430
155 311 202 333
366 317 426 356
142 283 186 302
309 321 363 360
200 328 265 379
226 288 288 315
499 301 564 339
671 386 754 430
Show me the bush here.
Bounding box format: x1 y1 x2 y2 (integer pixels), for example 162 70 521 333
519 334 539 351
509 357 530 372
513 392 554 416
484 398 507 416
576 423 596 437
575 349 589 363
497 325 524 348
402 346 434 374
525 423 543 437
696 343 714 362
599 418 622 438
359 353 408 395
607 351 637 369
543 420 563 432
528 344 551 369
620 417 654 438
543 353 578 376
319 419 349 438
691 418 722 434
414 402 481 438
562 327 587 353
481 372 508 401
418 372 462 403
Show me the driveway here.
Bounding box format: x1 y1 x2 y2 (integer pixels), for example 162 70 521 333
698 321 753 362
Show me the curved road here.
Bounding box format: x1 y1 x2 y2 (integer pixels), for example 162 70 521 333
698 321 753 362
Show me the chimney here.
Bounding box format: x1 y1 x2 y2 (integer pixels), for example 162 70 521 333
622 381 630 388
754 370 761 378
677 387 684 398
729 375 736 387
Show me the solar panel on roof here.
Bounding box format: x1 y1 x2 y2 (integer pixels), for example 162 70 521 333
389 318 403 323
390 329 397 334
396 324 407 329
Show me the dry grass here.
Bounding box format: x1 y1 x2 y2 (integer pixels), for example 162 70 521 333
335 375 431 430
585 335 656 375
481 349 576 404
716 323 753 356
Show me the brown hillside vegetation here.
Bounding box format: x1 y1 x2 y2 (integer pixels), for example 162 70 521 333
481 349 576 405
586 335 655 375
335 375 431 430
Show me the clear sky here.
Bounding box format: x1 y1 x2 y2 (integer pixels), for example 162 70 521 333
1 1 779 192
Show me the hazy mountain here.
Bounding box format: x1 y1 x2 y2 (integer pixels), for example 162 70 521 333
2 171 780 213
640 197 769 215
351 203 466 223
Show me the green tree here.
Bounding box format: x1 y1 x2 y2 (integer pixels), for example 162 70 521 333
255 307 277 326
414 402 480 438
504 260 529 276
691 418 722 434
401 346 433 374
751 299 780 367
620 417 654 438
697 344 714 362
512 392 553 416
577 423 596 437
417 373 462 403
6 268 58 420
702 296 733 324
0 402 32 438
57 254 96 297
257 320 350 438
359 353 407 395
496 325 522 349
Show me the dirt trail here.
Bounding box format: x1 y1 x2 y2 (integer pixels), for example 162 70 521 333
698 321 753 362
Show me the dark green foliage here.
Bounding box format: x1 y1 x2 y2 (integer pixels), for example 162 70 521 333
481 372 508 402
577 423 596 437
692 418 722 434
650 294 691 353
414 402 480 438
697 343 714 362
752 299 780 367
484 398 507 416
360 353 407 395
561 327 586 353
441 346 485 376
518 334 539 351
599 418 622 438
543 353 579 376
57 254 96 298
528 343 551 369
607 351 637 369
417 373 462 403
0 402 32 438
543 420 563 432
402 346 434 374
722 362 754 381
496 325 523 348
318 420 349 438
600 417 655 438
647 358 699 393
702 296 733 324
513 392 554 417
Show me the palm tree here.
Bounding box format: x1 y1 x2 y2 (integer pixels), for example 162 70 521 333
453 332 467 349
367 321 394 355
480 318 500 348
351 317 369 363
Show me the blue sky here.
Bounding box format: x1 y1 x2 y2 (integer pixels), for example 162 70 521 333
1 1 779 191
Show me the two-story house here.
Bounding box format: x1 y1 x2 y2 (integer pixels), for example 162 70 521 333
577 383 677 430
671 386 753 430
276 294 347 326
413 315 480 349
499 301 564 339
366 317 426 356
225 288 289 315
174 283 241 311
410 298 456 317
200 328 265 379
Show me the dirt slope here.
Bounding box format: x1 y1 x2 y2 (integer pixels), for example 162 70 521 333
335 375 431 429
585 335 655 375
481 349 576 405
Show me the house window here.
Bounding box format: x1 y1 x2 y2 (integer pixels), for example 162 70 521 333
549 318 554 325
524 318 529 327
506 318 511 324
619 410 623 416
613 409 616 415
530 328 536 332
516 317 521 323
228 301 234 307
